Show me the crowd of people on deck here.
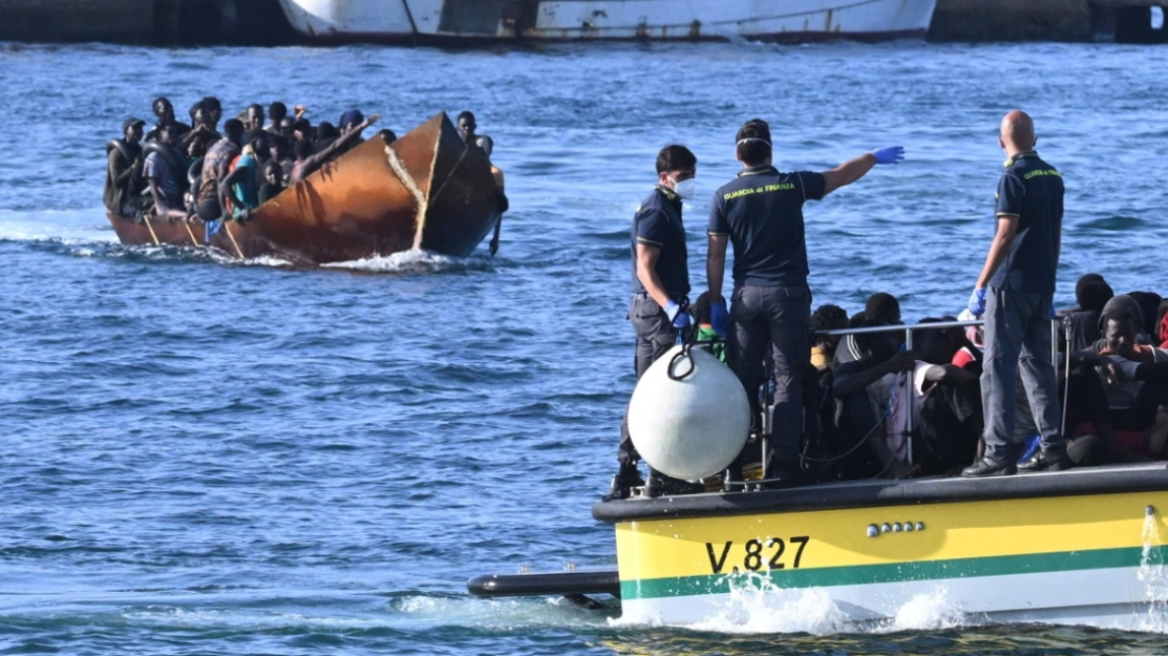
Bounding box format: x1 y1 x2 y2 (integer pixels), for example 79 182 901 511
607 111 1168 500
103 98 506 254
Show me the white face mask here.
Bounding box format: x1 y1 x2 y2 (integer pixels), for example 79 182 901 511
671 177 697 199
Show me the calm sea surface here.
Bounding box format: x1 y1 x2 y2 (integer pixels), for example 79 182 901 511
1 39 1167 654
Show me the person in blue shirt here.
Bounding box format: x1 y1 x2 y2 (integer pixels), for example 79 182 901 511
219 133 265 221
706 118 904 489
604 144 699 502
963 111 1067 477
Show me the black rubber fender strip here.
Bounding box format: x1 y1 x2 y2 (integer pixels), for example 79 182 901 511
592 462 1168 524
467 570 620 598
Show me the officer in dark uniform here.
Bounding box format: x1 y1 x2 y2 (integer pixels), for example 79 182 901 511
604 144 698 501
706 118 904 488
963 110 1067 476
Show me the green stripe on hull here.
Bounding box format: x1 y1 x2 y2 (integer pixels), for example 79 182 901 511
621 545 1168 600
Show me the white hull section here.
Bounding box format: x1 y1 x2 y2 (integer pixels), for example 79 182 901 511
278 0 937 42
618 566 1168 632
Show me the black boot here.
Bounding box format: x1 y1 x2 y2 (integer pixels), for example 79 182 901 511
1018 445 1073 472
601 464 644 502
961 457 1017 478
645 469 703 498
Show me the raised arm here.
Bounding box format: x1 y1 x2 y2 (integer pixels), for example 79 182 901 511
822 153 876 196
833 351 918 398
291 113 381 184
822 147 903 196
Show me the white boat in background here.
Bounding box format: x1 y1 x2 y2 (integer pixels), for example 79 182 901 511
277 0 938 44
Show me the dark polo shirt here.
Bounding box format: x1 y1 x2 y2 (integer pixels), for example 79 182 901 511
990 150 1064 294
630 186 689 299
708 165 827 288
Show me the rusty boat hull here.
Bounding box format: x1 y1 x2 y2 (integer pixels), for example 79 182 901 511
107 112 501 264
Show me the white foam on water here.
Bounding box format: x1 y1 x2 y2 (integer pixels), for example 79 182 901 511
321 249 463 274
392 594 605 630
886 586 965 631
1137 509 1168 633
613 573 846 635
0 208 117 244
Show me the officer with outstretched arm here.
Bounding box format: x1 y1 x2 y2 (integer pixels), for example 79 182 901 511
706 118 904 489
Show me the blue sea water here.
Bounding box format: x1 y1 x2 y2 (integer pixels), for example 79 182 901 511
1 39 1167 654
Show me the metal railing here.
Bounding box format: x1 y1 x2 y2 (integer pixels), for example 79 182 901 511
748 317 1063 479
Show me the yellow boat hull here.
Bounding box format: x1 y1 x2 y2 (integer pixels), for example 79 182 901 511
598 465 1168 630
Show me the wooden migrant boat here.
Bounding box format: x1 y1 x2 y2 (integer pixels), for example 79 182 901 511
106 112 502 264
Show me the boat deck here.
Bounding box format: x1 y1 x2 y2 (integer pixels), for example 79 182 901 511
593 462 1168 523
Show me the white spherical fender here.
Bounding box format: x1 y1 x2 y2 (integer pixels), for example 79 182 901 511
628 345 751 480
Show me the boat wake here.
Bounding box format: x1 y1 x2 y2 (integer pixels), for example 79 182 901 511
389 593 610 630
612 573 971 635
1137 506 1168 633
321 249 495 274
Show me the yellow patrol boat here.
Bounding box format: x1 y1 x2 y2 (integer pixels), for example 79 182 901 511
472 464 1168 630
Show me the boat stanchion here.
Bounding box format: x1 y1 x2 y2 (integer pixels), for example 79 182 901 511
182 220 200 248
142 213 161 246
224 220 245 259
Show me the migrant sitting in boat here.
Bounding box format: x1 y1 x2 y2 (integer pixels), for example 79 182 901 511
102 97 507 263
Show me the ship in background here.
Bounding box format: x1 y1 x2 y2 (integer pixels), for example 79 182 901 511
276 0 939 44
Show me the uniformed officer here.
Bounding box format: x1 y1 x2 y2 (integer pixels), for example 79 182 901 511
963 110 1068 477
706 118 904 488
605 144 698 501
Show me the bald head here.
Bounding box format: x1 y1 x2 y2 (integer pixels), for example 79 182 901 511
1000 110 1036 155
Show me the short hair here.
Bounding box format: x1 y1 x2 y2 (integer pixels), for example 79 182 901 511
153 96 171 109
271 135 290 155
735 118 772 166
316 121 338 139
457 110 476 124
201 96 222 113
1077 281 1114 313
865 292 901 324
1126 291 1164 336
269 101 287 119
1075 273 1106 304
854 319 890 354
811 304 849 333
248 131 267 150
223 118 244 141
655 145 697 174
848 310 867 328
291 118 311 135
188 100 203 122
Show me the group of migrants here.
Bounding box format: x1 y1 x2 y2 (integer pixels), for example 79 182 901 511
607 111 1168 500
102 98 506 254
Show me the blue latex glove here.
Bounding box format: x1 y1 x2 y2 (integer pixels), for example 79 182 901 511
872 146 905 165
968 288 987 317
663 300 691 330
710 301 729 337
